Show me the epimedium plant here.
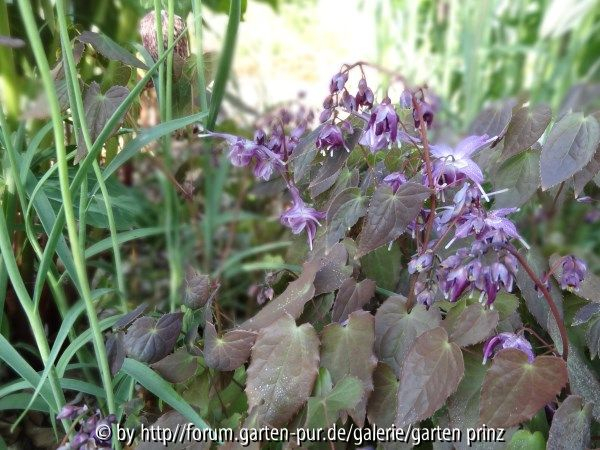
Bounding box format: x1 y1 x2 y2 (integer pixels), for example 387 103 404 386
2 2 600 450
77 63 600 449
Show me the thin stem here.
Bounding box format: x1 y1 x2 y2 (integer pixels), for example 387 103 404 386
21 0 116 417
192 0 208 117
504 244 569 361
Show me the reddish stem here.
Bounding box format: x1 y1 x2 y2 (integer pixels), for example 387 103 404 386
504 244 569 361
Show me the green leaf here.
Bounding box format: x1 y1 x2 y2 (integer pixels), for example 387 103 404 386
356 183 430 257
446 303 499 347
305 376 363 429
78 31 147 69
331 278 376 323
203 321 256 371
395 327 464 427
325 187 367 248
121 358 212 432
567 346 600 421
479 349 568 427
547 395 592 450
360 241 402 292
291 124 324 183
150 348 198 384
540 112 600 190
502 104 551 160
320 310 377 426
493 146 541 208
507 430 545 450
374 295 441 376
367 363 398 427
123 313 183 363
240 259 319 331
246 315 319 426
137 411 212 450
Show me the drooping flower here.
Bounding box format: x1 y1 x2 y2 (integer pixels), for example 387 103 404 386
414 281 436 308
412 99 435 129
280 187 325 250
359 98 399 153
316 123 346 156
408 251 434 274
382 171 407 193
355 78 374 109
560 255 587 291
210 132 283 181
482 332 535 364
429 134 496 198
329 72 348 94
56 406 116 450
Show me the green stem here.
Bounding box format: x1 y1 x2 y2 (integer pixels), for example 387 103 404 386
192 0 208 117
19 0 115 416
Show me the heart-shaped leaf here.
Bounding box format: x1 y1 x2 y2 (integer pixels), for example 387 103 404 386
320 310 377 426
203 321 256 371
375 295 441 376
540 112 600 189
585 315 600 359
291 124 324 183
479 349 568 427
246 315 319 426
331 278 376 323
305 376 363 429
502 104 551 160
357 183 430 257
77 82 129 162
395 327 464 428
547 395 592 450
241 260 319 331
446 303 499 347
150 348 198 384
367 363 398 427
184 268 213 309
469 99 515 137
123 312 183 363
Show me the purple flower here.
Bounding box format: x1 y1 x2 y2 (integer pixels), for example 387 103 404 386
341 91 357 111
408 251 433 274
330 72 348 94
414 281 436 308
359 98 399 153
316 123 346 155
413 100 435 129
57 404 87 420
356 78 374 109
210 132 283 181
382 172 407 193
280 187 325 250
482 332 535 364
429 134 496 197
560 255 587 291
400 89 412 109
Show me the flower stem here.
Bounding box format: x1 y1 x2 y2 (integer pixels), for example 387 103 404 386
504 244 569 361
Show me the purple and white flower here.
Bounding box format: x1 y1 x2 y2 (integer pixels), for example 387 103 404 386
560 255 587 291
359 98 399 153
482 332 535 364
280 187 325 250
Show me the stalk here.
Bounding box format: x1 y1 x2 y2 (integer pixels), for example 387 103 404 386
17 0 116 416
55 0 127 310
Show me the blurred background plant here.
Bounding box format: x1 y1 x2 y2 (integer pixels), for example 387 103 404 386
0 0 599 448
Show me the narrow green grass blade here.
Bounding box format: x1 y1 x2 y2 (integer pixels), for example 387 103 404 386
121 358 213 433
85 227 164 259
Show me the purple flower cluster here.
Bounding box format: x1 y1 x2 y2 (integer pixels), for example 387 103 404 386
56 404 116 450
482 332 535 364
